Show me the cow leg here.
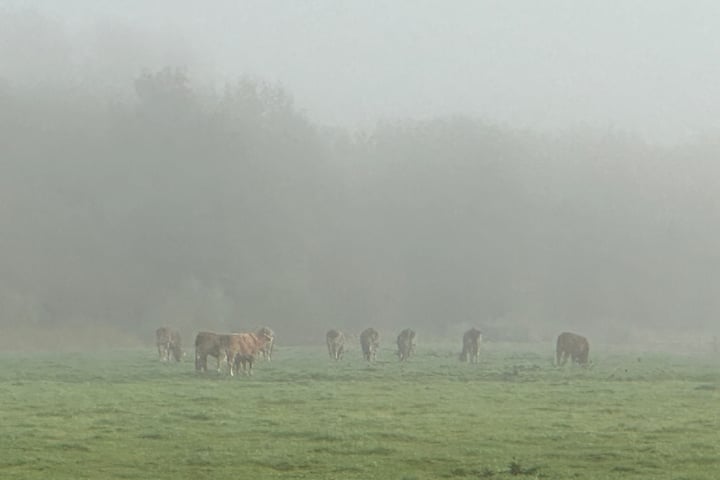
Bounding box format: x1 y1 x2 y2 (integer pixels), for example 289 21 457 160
228 355 233 377
195 353 207 372
231 354 240 377
559 352 568 366
216 354 224 374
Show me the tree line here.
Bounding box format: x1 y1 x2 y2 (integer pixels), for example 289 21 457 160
1 67 719 347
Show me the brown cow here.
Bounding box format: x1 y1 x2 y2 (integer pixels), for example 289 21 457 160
460 328 482 363
556 332 590 366
194 331 230 372
226 331 274 376
360 328 380 362
156 327 183 362
256 326 275 361
396 328 416 361
326 329 345 361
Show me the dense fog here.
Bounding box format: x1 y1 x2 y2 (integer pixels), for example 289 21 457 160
2 3 720 349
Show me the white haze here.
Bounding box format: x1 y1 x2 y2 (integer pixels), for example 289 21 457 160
6 0 720 144
2 1 720 350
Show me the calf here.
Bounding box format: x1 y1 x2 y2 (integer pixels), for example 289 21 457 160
256 326 275 361
396 328 416 361
194 331 229 372
326 329 345 361
156 327 183 362
556 332 590 366
226 331 273 376
460 328 482 363
360 328 380 362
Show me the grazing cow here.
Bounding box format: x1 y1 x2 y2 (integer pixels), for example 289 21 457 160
156 327 172 361
396 328 416 361
460 328 482 363
360 328 380 362
556 332 590 366
226 331 274 376
156 327 183 362
326 329 345 361
194 331 229 372
256 326 275 361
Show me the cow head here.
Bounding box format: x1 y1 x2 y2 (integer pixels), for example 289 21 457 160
574 348 589 366
258 331 274 345
257 326 274 337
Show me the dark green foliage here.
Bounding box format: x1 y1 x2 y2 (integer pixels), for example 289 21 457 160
3 68 720 345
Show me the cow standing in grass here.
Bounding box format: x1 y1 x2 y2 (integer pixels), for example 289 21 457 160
156 327 183 362
360 328 380 362
396 328 416 361
460 328 482 363
226 331 274 376
256 326 275 361
194 331 229 372
556 332 590 366
326 329 345 361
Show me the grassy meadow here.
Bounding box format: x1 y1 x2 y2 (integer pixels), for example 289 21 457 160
1 341 719 479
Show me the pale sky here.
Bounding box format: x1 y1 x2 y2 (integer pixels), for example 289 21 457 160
4 0 720 143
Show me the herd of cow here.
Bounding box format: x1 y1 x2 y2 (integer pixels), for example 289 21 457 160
155 326 591 376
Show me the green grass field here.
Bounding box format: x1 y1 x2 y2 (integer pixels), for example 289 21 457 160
1 342 718 479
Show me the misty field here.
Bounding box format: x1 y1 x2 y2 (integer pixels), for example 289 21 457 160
1 344 719 480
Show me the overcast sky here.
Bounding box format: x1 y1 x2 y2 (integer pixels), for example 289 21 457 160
4 0 720 144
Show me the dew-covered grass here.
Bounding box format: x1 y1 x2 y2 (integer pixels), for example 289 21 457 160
1 342 718 479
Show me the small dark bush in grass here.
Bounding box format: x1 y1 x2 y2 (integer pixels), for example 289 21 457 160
448 466 494 477
449 467 470 476
508 459 540 476
479 467 495 477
